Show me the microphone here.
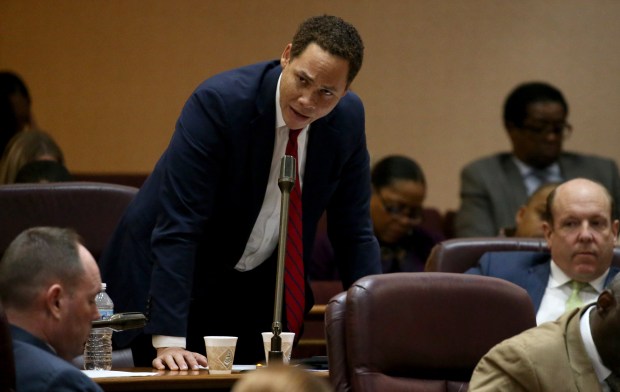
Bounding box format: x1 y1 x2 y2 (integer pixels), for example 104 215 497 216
91 312 147 332
278 155 296 192
269 155 296 364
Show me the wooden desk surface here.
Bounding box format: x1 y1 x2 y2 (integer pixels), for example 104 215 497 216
94 368 243 391
94 367 329 392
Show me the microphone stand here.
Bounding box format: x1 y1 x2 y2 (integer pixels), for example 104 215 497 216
269 155 296 364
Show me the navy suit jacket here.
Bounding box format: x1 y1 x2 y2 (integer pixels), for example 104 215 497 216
11 325 103 392
466 251 620 311
100 61 381 348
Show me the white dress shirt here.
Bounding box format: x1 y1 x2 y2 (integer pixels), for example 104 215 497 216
580 306 611 391
536 261 607 325
512 156 562 196
235 75 308 271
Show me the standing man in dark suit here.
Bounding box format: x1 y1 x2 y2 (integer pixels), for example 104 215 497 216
467 178 620 325
0 227 103 392
100 15 381 370
456 82 620 237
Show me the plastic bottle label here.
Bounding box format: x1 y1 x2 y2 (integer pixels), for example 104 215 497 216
99 309 113 320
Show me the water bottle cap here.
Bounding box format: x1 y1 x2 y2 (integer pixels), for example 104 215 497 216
101 283 107 290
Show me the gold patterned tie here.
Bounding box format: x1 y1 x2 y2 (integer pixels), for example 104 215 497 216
565 280 586 312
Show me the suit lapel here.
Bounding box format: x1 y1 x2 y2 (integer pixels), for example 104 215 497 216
499 154 528 206
525 258 551 311
303 120 338 207
563 306 602 391
605 266 620 287
558 154 577 179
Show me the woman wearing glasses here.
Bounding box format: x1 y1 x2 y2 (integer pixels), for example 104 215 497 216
310 155 444 278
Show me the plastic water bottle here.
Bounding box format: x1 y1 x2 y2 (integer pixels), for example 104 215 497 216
84 283 114 370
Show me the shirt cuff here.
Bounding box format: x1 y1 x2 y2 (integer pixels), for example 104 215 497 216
152 335 186 349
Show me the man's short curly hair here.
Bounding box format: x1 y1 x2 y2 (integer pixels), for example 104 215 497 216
290 15 364 86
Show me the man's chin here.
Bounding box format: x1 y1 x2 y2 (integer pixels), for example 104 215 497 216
284 110 312 129
571 266 604 282
531 157 559 169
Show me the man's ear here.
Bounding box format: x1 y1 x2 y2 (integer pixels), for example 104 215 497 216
597 290 615 316
542 221 553 247
45 284 64 320
280 43 292 68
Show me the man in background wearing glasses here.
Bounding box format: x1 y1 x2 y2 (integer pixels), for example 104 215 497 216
456 82 620 237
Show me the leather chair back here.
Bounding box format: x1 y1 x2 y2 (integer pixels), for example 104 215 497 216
424 237 547 273
325 291 349 392
0 182 137 261
326 273 536 392
0 303 16 392
424 237 620 273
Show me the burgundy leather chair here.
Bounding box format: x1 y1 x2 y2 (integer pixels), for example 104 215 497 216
0 182 137 261
0 182 139 369
424 237 548 273
325 273 536 392
325 291 349 391
0 303 16 392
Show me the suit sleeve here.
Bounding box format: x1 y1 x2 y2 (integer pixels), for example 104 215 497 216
146 87 228 337
469 339 542 392
324 96 381 288
455 163 500 237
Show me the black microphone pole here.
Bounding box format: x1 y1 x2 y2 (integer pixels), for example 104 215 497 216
269 155 296 364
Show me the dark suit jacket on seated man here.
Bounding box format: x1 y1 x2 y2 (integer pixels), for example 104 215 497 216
467 178 620 325
0 227 103 392
456 82 620 237
99 15 381 370
469 274 620 392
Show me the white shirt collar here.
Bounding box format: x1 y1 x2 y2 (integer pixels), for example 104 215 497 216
549 260 608 293
275 75 286 129
580 306 611 383
275 75 309 136
511 156 561 178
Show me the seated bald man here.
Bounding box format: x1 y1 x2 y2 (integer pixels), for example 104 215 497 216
0 227 103 392
467 178 620 324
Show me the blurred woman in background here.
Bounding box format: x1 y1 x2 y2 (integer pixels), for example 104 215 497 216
0 129 66 184
310 155 444 278
0 71 33 156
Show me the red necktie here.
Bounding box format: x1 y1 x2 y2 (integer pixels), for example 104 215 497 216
284 128 304 336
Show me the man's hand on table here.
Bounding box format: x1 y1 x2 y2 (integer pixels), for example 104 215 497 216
153 347 208 370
